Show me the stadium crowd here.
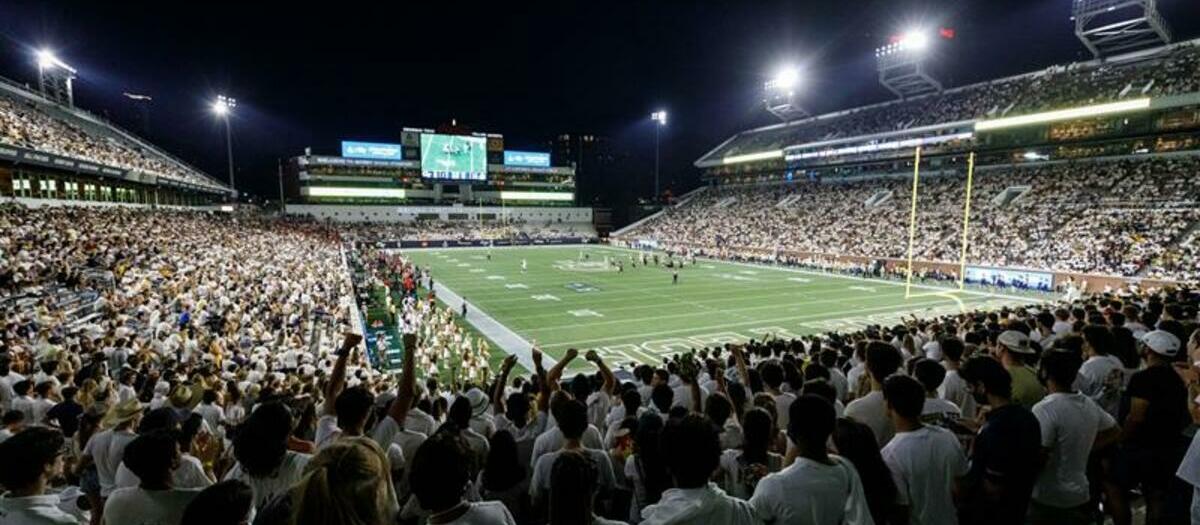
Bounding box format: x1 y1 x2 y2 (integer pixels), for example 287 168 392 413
712 43 1200 159
0 93 217 189
633 156 1200 280
340 220 597 244
0 203 1198 525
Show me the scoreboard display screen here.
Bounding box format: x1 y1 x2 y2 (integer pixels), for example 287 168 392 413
420 134 488 181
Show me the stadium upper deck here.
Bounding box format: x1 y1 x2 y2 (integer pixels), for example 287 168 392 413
697 38 1200 168
0 75 228 201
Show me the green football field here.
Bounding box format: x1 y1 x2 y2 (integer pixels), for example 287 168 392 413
401 245 1050 371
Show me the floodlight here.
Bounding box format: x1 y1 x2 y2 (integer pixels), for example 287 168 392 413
35 49 76 73
900 31 930 51
773 67 799 90
212 94 236 116
651 110 667 125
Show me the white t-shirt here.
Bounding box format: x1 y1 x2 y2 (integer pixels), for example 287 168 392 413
114 454 213 490
223 450 311 509
769 392 796 430
640 483 758 525
83 429 138 497
194 403 226 435
529 448 615 502
920 398 962 425
844 391 893 447
881 426 968 525
717 449 783 500
672 384 709 412
314 414 342 450
1073 355 1124 417
829 369 850 402
1031 392 1117 508
439 501 517 525
1176 430 1200 524
103 486 201 525
529 425 604 468
938 368 976 419
0 493 81 525
749 455 873 525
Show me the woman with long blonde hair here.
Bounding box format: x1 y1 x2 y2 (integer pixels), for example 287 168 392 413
290 436 399 525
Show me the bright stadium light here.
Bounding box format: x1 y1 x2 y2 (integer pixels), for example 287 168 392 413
772 66 800 90
35 49 75 73
651 110 668 201
899 30 930 51
212 95 238 194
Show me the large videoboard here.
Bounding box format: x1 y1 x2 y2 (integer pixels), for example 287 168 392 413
420 134 488 181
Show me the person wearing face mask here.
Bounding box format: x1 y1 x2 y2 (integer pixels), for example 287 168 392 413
957 356 1042 525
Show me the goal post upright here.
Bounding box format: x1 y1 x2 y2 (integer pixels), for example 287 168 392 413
904 146 922 299
957 152 975 290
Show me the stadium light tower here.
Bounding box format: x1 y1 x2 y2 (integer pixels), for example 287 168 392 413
651 110 667 200
1071 0 1170 58
212 95 237 192
763 65 808 122
35 49 77 107
875 29 943 100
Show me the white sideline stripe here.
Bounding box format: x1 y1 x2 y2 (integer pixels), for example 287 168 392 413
431 282 556 370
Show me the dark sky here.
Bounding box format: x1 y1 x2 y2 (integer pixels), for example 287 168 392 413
1 0 1198 204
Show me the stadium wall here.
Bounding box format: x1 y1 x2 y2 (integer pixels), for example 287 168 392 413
284 204 592 223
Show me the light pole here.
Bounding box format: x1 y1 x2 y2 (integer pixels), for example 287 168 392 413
35 49 77 107
212 95 237 194
651 110 667 201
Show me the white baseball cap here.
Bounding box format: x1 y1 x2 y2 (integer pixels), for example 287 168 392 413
997 330 1034 354
1140 330 1181 357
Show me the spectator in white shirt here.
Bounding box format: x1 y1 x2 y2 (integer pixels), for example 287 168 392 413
179 480 255 525
410 430 517 525
845 342 903 447
0 426 79 525
223 402 311 511
548 449 628 525
1029 350 1119 524
1073 325 1124 418
192 390 226 438
0 410 27 444
881 375 968 525
640 414 759 525
936 338 976 419
313 335 369 450
31 382 57 424
11 380 35 422
81 397 143 524
912 359 961 425
103 430 202 525
751 395 874 524
531 400 615 511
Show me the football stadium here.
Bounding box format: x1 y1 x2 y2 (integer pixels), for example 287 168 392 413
2 2 1200 525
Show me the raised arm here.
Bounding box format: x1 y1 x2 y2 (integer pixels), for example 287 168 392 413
730 344 751 388
546 348 579 393
324 333 363 416
585 350 616 395
388 333 418 424
493 355 518 415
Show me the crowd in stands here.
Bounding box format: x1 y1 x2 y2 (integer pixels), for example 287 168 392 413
1 200 1199 525
0 92 219 189
340 219 597 244
711 43 1200 160
632 156 1200 280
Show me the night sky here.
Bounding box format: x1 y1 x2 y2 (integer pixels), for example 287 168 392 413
1 0 1198 206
